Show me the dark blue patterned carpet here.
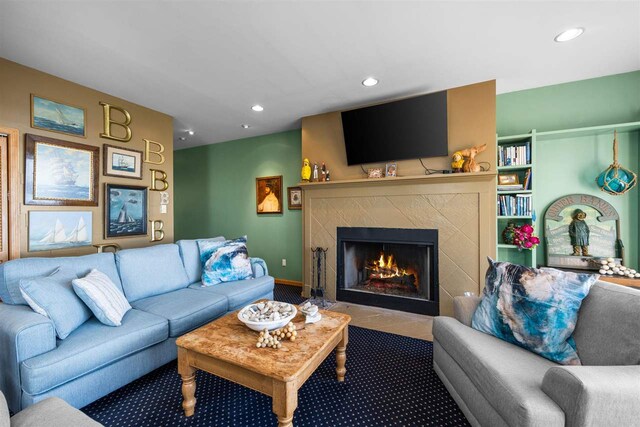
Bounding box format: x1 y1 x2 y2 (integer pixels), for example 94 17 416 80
81 285 469 426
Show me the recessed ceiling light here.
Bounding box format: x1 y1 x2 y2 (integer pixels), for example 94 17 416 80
251 105 264 112
241 124 251 129
554 27 584 42
362 77 379 87
187 130 195 135
178 137 186 141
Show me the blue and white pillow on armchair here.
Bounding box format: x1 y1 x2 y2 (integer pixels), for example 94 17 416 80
197 236 254 286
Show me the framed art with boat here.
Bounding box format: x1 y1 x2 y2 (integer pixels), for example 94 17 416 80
28 211 92 252
24 134 99 206
103 144 143 179
31 94 86 138
105 183 148 238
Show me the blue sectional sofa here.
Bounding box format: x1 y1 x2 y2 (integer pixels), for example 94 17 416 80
0 239 274 413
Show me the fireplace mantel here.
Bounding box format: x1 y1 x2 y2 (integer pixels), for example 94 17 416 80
299 171 495 189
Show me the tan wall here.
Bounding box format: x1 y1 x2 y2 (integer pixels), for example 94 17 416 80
0 58 174 257
301 80 496 179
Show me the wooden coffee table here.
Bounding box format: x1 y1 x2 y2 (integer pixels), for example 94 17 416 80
176 303 350 427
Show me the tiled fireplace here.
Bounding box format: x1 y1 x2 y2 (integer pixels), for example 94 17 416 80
337 227 439 315
301 173 496 316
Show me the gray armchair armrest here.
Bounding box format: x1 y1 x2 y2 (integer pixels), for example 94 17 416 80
542 365 640 427
0 304 56 413
250 257 268 278
453 296 481 326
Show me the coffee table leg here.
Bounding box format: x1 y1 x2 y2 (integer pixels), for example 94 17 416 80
336 326 348 382
273 381 297 427
178 348 197 416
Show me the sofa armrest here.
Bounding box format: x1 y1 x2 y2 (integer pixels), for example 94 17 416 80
453 296 481 326
0 304 56 413
250 257 268 278
542 365 640 427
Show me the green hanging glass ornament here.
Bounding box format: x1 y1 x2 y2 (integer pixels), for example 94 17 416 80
596 131 637 195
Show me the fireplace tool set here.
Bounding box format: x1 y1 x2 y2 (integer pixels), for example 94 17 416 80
307 247 333 309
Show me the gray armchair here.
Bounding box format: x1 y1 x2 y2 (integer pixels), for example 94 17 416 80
433 280 640 427
1 391 101 427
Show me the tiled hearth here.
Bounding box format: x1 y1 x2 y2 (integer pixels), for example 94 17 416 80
302 175 496 316
331 301 434 340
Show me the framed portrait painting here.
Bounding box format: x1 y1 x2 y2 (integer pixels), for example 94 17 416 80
256 175 282 214
103 144 143 179
105 184 148 238
31 94 86 138
25 134 99 206
287 186 302 210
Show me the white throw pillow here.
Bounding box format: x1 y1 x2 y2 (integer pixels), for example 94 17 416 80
72 269 131 326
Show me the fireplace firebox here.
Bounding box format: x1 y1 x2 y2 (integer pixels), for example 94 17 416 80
336 227 439 315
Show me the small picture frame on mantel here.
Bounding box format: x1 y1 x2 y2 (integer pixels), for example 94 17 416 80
385 163 397 178
367 168 384 179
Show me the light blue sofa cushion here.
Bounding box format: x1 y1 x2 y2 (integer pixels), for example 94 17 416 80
0 253 122 306
176 237 225 284
72 269 132 327
19 268 91 340
131 288 227 337
20 309 167 396
189 275 275 310
116 244 190 302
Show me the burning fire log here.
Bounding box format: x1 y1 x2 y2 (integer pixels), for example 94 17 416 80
362 252 419 292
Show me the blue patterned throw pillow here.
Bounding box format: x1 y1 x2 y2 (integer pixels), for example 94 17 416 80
472 259 598 365
197 236 253 286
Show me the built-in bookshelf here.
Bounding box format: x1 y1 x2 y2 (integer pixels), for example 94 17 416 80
496 131 537 267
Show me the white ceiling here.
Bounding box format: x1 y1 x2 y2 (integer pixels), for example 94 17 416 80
1 1 639 150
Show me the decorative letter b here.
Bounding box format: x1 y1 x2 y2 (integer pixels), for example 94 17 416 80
150 169 169 191
100 102 132 142
150 220 165 242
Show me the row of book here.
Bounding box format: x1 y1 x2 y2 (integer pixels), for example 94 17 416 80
498 141 531 167
498 194 532 217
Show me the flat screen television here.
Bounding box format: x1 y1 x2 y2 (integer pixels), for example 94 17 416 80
341 91 448 165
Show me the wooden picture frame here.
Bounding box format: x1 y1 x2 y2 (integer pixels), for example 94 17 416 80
103 144 143 179
25 134 99 206
287 186 302 210
105 183 148 238
31 94 86 138
498 173 519 185
256 175 283 214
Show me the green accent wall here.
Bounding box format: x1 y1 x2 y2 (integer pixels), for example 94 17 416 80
497 71 640 267
174 130 303 281
497 71 640 135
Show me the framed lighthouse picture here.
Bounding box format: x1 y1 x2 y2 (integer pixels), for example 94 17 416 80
105 184 148 238
24 134 99 206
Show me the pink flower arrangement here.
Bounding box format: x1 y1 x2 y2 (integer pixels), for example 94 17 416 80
513 224 540 250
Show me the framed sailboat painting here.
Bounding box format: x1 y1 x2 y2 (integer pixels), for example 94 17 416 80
31 94 86 138
28 211 92 252
105 184 148 238
25 134 100 206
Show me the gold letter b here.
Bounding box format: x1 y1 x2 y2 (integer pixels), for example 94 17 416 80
99 102 132 142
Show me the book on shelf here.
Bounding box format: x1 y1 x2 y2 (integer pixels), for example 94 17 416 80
498 184 524 191
523 169 532 190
